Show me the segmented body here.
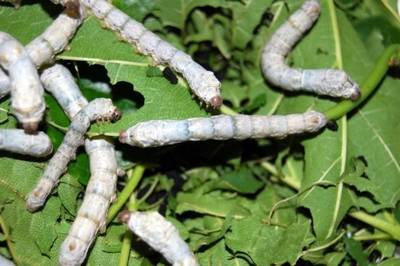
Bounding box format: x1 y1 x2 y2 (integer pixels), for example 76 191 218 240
68 0 222 108
26 98 121 212
0 32 45 132
119 111 327 148
261 0 360 100
0 129 52 156
41 64 88 117
26 11 83 67
40 64 118 266
60 139 117 266
0 11 82 100
120 211 199 266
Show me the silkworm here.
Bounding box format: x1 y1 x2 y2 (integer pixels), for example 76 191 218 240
120 211 199 266
0 9 82 101
41 64 88 118
0 32 45 133
26 10 83 67
60 139 117 266
41 64 119 265
74 0 221 108
119 111 327 148
261 0 361 100
26 98 121 212
0 129 52 157
0 254 15 266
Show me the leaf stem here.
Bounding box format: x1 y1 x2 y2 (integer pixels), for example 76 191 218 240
118 193 139 266
0 214 18 265
220 104 238 116
324 44 400 120
118 231 132 266
349 211 400 241
107 165 146 224
353 231 391 241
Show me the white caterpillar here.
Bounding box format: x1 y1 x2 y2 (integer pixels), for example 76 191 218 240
0 11 82 101
0 129 52 157
51 0 222 108
26 10 84 67
40 63 118 266
60 139 117 266
41 64 89 118
26 98 121 212
120 211 199 266
0 32 45 132
261 0 361 100
119 111 327 148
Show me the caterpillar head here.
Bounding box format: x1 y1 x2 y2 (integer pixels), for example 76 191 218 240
197 71 222 109
119 210 131 224
22 122 39 134
87 98 122 122
305 111 327 132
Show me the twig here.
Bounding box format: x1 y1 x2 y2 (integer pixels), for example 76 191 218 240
107 165 146 224
324 44 400 120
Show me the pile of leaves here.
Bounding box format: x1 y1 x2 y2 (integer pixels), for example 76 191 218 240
0 0 399 265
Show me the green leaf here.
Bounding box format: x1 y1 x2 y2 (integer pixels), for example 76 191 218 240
347 77 400 208
197 239 249 266
176 192 250 219
225 216 310 265
377 258 400 266
153 0 226 30
57 174 82 215
0 158 58 265
29 198 60 256
213 166 264 194
344 237 369 266
229 0 273 49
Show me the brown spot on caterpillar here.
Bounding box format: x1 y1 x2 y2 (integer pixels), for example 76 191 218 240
210 96 222 109
350 89 361 101
68 242 76 251
65 0 81 19
118 131 128 143
119 210 131 224
22 122 39 134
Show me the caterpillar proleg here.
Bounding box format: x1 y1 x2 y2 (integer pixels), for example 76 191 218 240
75 0 222 108
261 0 361 100
26 98 121 212
60 139 117 266
0 32 45 132
119 111 327 148
39 63 119 265
0 129 52 157
120 211 199 266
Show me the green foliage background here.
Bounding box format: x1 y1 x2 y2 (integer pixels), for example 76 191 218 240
0 0 400 265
